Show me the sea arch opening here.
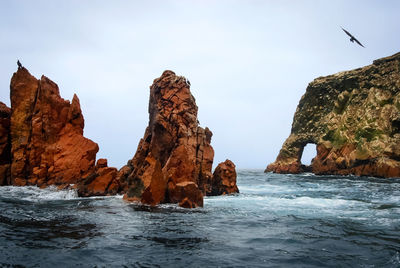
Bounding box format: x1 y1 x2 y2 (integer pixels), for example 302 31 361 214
300 143 317 166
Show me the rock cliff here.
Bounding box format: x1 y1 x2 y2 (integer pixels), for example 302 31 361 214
267 52 400 178
120 70 238 207
1 67 119 194
1 67 238 207
0 102 11 185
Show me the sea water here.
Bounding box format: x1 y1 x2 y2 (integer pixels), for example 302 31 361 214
0 170 399 267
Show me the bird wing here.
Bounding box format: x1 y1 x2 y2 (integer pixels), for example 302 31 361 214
353 37 365 48
341 27 354 38
341 27 365 47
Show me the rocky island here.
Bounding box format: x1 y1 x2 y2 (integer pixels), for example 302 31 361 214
267 52 400 178
0 67 238 208
117 70 239 208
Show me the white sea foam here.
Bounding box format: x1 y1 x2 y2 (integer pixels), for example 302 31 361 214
389 251 400 266
205 192 368 219
287 196 350 208
238 184 294 195
0 185 78 201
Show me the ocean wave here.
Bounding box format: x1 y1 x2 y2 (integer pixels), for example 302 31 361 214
0 185 78 202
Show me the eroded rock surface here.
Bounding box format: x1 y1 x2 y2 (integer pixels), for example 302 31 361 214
8 67 99 187
121 70 238 207
0 102 11 185
267 52 400 178
77 158 119 197
1 67 119 194
211 159 239 196
1 67 238 206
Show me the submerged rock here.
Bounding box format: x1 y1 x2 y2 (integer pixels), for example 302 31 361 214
121 70 238 207
267 52 400 178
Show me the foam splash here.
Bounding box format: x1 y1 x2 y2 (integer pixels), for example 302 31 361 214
0 185 78 201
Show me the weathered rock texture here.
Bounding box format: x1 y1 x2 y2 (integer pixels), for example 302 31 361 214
1 67 237 206
1 67 119 193
211 159 239 196
77 158 119 197
0 102 11 185
8 67 99 187
267 52 400 178
120 70 238 207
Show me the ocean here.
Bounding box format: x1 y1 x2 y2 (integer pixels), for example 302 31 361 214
1 170 399 267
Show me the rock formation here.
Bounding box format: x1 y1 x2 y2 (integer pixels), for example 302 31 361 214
267 52 400 178
0 67 119 194
120 70 238 207
0 102 11 185
77 158 119 196
211 160 239 196
8 67 99 187
0 67 238 207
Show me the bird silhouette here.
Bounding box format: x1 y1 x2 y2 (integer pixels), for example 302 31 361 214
17 60 23 69
341 27 365 48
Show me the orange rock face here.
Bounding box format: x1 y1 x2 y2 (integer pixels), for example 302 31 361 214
7 67 112 189
168 181 204 208
121 70 238 208
77 158 119 197
211 160 239 196
0 102 11 185
266 158 302 174
312 144 400 177
2 67 238 204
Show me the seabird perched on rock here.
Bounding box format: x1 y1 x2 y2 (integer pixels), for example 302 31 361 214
341 27 365 48
180 76 190 87
17 60 23 69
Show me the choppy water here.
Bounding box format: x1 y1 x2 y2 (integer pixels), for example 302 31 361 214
1 170 400 267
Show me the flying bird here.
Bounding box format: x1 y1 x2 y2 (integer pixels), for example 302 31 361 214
17 60 23 69
341 27 365 48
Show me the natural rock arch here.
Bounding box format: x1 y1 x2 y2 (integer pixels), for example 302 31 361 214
266 52 400 178
300 143 317 166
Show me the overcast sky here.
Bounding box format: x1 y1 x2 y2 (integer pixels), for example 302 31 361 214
1 1 399 169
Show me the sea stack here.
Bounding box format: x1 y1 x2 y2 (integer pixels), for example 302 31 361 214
0 67 119 194
0 67 238 207
119 70 239 208
267 52 400 178
8 67 99 187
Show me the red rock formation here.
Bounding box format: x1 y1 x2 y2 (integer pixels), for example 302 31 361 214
0 102 11 185
168 181 203 208
2 67 238 204
312 144 400 177
7 67 112 189
121 70 238 207
266 157 302 174
211 159 239 196
121 71 210 207
77 158 119 197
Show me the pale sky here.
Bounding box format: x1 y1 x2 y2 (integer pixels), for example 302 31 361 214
1 1 399 169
